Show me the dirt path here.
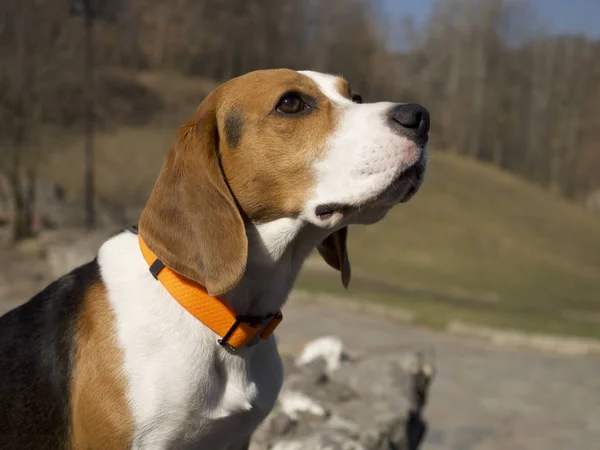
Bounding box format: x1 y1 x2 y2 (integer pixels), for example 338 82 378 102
279 291 600 450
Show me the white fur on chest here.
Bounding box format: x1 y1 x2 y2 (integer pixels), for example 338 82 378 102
98 232 284 450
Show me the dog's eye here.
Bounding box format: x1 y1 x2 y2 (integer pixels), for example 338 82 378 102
350 91 363 104
276 94 307 114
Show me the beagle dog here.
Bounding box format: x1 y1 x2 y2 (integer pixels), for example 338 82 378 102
0 69 429 449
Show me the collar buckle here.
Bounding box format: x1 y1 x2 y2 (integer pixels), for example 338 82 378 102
218 313 282 351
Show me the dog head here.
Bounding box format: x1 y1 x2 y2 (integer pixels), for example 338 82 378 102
139 69 429 295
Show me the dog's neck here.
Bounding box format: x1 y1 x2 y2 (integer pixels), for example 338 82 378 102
221 218 325 317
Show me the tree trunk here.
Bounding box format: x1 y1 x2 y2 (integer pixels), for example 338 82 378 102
83 1 96 229
10 169 34 242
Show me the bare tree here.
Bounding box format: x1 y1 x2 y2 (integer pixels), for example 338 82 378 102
0 0 63 241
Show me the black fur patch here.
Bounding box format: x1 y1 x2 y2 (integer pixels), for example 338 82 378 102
0 259 101 450
224 108 244 149
109 223 139 239
125 224 139 235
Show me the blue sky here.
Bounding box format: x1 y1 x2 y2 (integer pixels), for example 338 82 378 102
383 0 600 39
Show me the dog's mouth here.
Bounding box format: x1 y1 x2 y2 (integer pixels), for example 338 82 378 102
314 162 426 221
394 162 425 204
315 202 349 221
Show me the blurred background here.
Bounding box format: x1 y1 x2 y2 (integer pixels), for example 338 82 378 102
0 0 599 448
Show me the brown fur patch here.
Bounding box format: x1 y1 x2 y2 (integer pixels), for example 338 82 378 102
215 69 339 222
335 77 351 99
70 283 134 449
335 77 361 103
138 94 248 295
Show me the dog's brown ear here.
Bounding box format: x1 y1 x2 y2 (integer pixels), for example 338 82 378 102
317 227 351 288
139 94 247 296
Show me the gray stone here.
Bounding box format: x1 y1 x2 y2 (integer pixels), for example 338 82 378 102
251 338 435 450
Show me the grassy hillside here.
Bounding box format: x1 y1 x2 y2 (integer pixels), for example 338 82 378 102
298 152 600 339
38 70 600 339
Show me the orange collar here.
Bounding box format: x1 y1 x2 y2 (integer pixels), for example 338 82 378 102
138 234 282 350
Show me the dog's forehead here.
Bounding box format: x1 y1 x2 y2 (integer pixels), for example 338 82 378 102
215 69 351 108
298 71 353 105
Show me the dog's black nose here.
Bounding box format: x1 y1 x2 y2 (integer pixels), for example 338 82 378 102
388 103 430 144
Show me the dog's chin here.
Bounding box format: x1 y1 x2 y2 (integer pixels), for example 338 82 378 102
310 162 425 228
349 185 415 225
352 206 391 225
373 171 424 208
312 186 415 228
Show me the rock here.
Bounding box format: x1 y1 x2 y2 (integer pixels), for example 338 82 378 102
295 335 348 373
251 337 435 450
270 434 367 450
